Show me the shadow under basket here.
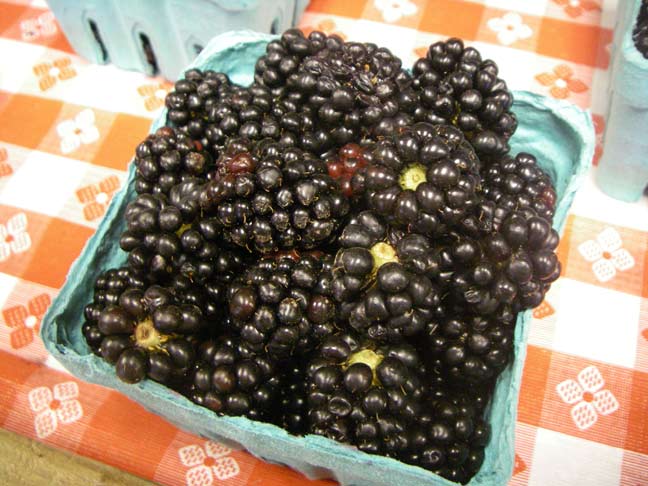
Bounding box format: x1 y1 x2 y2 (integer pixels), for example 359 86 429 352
41 31 595 486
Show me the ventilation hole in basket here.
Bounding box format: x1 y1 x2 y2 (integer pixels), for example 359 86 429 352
88 19 109 63
270 18 280 35
139 33 159 75
193 44 204 56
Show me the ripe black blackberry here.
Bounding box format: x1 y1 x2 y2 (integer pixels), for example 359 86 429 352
227 255 337 359
186 335 280 420
274 362 309 435
306 333 426 458
82 266 147 353
165 69 281 152
634 1 648 58
412 38 517 156
199 141 350 254
400 383 492 484
88 282 203 385
255 29 413 153
134 126 213 195
120 177 248 294
481 152 557 221
444 209 561 315
425 306 516 385
355 123 480 235
331 210 441 304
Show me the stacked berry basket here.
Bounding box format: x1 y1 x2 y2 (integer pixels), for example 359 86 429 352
42 31 593 485
596 0 648 202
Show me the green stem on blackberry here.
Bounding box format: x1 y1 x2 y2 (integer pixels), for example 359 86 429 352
399 164 427 191
370 242 399 273
346 348 383 386
175 223 192 237
133 317 169 352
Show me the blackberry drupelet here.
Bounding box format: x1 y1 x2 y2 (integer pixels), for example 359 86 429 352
187 335 280 420
82 266 147 354
356 122 480 235
445 209 561 315
90 283 203 385
425 307 516 385
634 1 648 58
134 126 213 195
306 333 426 458
400 383 492 484
324 143 371 198
200 141 350 254
227 255 337 359
481 152 557 221
412 38 517 156
274 362 309 435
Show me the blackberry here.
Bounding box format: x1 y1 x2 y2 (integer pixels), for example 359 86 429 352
82 266 147 354
324 143 371 198
356 123 481 234
227 255 337 359
165 69 280 152
134 126 213 195
634 1 648 58
187 335 280 420
307 333 426 458
412 38 517 156
400 384 492 484
90 283 203 385
200 141 350 254
445 209 561 315
425 307 516 385
481 152 557 221
274 362 309 435
332 210 441 303
255 30 413 153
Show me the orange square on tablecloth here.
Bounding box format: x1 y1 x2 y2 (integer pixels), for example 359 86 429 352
528 350 648 456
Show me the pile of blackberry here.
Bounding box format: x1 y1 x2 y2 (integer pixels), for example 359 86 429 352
634 0 648 58
82 31 562 484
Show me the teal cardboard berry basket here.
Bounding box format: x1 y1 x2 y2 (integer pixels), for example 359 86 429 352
41 31 595 486
596 0 648 202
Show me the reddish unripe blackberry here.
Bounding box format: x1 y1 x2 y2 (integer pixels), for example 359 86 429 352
324 143 371 198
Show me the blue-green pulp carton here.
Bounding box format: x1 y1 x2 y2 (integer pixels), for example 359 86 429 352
596 0 648 202
47 0 309 80
42 31 595 486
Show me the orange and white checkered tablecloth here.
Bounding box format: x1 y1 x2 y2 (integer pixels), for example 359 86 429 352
0 0 647 485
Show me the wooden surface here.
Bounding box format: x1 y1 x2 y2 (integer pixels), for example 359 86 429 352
0 428 155 486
